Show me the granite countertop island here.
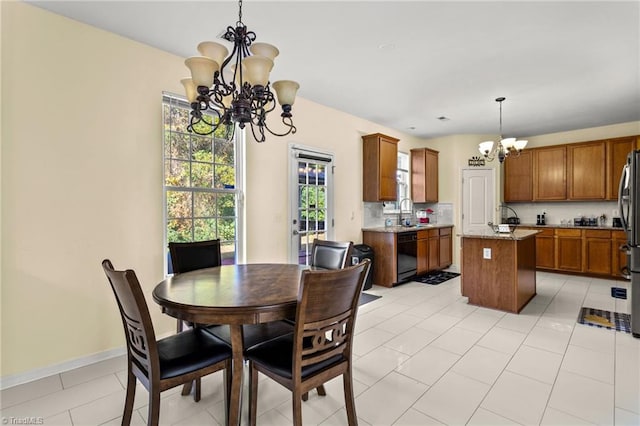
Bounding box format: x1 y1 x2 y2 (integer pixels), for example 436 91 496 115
461 229 537 313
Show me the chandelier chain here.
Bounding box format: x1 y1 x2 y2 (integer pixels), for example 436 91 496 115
499 99 503 137
477 97 527 163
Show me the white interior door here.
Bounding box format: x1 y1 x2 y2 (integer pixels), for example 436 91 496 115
462 168 495 233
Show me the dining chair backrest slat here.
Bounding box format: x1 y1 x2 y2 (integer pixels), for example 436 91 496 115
294 259 370 369
102 259 158 378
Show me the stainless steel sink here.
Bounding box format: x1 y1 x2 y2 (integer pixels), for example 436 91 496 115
400 224 434 229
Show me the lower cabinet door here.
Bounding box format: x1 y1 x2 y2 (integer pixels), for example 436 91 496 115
417 239 428 275
556 237 583 271
428 237 439 271
585 238 612 275
536 236 555 269
439 234 452 269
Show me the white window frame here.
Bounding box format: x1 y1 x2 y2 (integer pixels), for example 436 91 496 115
383 151 410 212
162 93 245 274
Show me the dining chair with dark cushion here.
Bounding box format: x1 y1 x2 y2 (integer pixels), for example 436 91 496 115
245 259 371 426
169 239 222 274
300 239 353 400
310 239 353 270
101 259 232 426
169 239 222 333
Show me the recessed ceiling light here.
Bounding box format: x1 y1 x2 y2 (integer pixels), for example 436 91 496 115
378 43 396 50
437 116 450 121
408 126 416 130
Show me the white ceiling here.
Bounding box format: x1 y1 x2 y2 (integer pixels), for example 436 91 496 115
27 0 640 139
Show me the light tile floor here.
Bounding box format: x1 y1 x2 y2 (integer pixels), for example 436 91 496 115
2 272 639 425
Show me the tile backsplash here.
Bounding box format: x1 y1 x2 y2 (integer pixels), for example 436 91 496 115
504 201 619 226
363 202 453 227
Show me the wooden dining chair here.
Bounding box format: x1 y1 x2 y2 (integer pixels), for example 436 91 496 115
169 239 222 332
300 239 353 400
169 239 222 274
310 239 353 270
245 259 371 426
101 259 232 426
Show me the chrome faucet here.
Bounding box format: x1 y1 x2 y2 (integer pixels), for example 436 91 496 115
398 198 414 226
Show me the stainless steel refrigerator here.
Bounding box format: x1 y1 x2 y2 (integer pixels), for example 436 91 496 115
618 149 640 337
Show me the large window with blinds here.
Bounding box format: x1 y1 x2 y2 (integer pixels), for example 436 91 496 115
162 94 243 270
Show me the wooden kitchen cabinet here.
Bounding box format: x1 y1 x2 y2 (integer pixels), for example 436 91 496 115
428 230 440 271
523 226 629 279
439 227 452 269
411 148 439 203
416 233 429 275
364 226 453 287
362 133 399 202
568 141 606 200
520 226 554 269
584 230 611 275
606 136 637 200
362 231 397 287
555 228 583 272
534 228 556 269
533 146 567 200
504 150 533 202
417 228 441 273
506 135 638 202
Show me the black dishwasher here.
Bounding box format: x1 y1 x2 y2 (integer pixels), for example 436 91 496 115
397 232 417 282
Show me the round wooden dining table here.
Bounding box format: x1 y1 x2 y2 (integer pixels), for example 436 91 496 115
152 263 307 426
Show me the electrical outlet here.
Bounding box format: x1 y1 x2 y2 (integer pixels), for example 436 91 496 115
483 248 491 259
613 209 619 217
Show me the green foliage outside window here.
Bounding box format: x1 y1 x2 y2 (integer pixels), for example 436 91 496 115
298 162 326 229
163 100 238 261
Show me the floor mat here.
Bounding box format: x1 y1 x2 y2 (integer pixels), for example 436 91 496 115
577 307 631 333
359 292 381 306
413 271 460 285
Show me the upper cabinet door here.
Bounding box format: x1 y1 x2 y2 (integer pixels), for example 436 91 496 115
362 133 399 202
503 150 533 202
410 148 439 203
533 146 567 201
567 141 606 200
606 136 637 200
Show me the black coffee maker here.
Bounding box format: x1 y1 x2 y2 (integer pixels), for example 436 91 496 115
536 212 546 225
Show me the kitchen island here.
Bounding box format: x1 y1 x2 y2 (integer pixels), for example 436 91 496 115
460 229 538 313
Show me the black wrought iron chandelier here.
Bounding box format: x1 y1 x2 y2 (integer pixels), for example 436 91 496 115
478 97 528 163
182 0 299 143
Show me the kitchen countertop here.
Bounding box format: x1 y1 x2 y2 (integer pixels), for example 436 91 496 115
362 224 453 233
517 223 624 231
459 229 539 240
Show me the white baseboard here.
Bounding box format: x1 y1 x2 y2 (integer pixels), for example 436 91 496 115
0 346 126 390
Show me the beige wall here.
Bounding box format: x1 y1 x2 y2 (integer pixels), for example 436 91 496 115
1 1 185 377
244 98 424 263
0 2 423 378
